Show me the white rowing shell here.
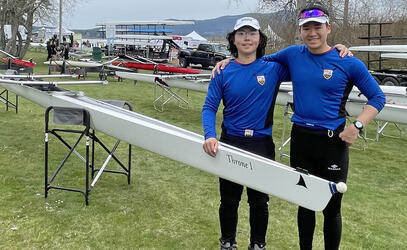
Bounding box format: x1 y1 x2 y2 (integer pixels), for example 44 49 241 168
44 60 102 68
350 45 407 52
0 80 344 211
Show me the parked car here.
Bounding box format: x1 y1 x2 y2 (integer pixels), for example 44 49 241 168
177 43 231 69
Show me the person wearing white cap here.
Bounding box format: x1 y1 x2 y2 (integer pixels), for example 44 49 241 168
233 16 261 30
202 16 289 250
212 1 385 250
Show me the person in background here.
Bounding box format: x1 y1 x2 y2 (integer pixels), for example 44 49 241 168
50 35 58 57
46 39 52 60
202 16 289 250
69 33 74 48
62 37 69 60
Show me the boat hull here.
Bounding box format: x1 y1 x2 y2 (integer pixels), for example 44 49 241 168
350 45 407 52
44 60 102 68
112 61 201 74
1 57 35 68
0 81 341 211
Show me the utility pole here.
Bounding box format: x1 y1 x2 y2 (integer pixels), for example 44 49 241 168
59 0 62 41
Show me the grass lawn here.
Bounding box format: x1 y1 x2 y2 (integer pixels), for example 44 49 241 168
0 49 406 249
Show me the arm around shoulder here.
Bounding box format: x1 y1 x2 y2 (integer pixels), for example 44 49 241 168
211 59 231 78
262 45 296 65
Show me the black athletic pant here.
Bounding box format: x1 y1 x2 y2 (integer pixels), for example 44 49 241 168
218 133 275 245
290 124 349 250
47 48 52 61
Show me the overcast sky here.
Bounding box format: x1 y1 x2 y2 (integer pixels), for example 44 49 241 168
65 0 259 29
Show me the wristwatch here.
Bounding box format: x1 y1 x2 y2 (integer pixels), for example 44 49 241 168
353 120 364 132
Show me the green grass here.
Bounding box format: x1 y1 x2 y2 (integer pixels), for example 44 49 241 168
0 49 406 249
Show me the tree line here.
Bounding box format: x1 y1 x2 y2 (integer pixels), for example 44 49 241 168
254 0 407 52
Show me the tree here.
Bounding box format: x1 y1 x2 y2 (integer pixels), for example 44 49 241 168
255 0 407 49
256 0 308 47
0 0 53 57
343 0 349 27
0 0 81 59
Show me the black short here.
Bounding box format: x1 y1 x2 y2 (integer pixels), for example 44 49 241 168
289 124 349 183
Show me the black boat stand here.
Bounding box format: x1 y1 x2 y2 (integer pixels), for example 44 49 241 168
0 89 18 113
1 69 20 113
44 101 133 205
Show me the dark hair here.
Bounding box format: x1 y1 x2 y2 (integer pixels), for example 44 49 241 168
299 1 330 17
226 29 268 59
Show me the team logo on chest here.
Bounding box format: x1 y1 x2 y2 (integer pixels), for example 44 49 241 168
257 75 266 85
323 69 333 80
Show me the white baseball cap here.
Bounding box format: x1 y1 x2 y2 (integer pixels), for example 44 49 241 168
234 17 260 30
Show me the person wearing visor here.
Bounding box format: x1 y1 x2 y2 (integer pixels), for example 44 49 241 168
298 7 329 26
212 2 385 250
202 16 289 250
270 3 385 250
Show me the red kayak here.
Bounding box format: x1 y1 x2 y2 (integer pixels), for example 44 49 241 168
1 57 36 68
112 61 201 74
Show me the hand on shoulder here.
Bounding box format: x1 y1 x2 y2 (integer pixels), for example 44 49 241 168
211 59 231 78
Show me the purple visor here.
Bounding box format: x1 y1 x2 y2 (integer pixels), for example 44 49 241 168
299 9 326 19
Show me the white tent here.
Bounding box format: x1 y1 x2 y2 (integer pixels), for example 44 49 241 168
185 31 207 41
51 27 74 36
181 31 207 48
34 27 75 42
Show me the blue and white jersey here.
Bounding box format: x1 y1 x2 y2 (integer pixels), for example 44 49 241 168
202 59 288 139
263 45 386 130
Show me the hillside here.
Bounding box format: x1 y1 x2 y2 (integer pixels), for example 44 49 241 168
66 12 291 39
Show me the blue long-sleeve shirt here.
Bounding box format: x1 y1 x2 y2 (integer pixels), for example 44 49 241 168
202 59 288 139
263 45 386 130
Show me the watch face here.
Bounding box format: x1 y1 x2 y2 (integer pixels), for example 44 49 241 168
354 121 363 129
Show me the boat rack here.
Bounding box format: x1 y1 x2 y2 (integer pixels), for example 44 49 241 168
0 88 18 113
153 76 190 112
0 69 25 113
115 72 210 112
365 120 403 141
46 58 109 81
151 74 210 112
278 101 294 160
44 100 133 205
47 57 87 78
